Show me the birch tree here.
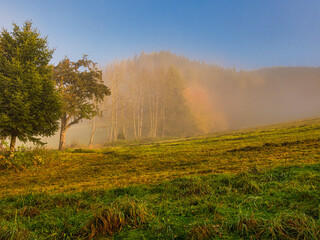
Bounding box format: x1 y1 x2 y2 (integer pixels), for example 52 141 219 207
88 97 103 146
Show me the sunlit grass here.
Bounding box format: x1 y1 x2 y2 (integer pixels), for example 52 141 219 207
0 118 319 239
1 118 320 198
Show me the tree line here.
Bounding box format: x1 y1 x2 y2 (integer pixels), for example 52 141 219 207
0 21 110 154
2 21 320 151
0 22 200 153
89 51 320 145
102 54 199 143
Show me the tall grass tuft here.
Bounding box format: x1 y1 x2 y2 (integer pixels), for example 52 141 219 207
230 212 320 239
176 178 212 197
187 223 223 240
232 172 261 194
268 212 320 240
81 197 151 239
0 220 32 240
82 207 125 239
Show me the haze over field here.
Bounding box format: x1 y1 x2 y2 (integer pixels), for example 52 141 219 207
1 0 320 148
42 51 320 148
1 2 320 239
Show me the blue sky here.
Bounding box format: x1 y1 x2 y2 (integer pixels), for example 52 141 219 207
0 0 320 69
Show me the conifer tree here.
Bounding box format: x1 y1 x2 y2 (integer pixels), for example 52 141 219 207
0 21 61 154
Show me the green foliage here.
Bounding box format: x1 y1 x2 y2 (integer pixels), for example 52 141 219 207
0 21 61 146
0 145 57 171
54 55 110 126
53 55 111 149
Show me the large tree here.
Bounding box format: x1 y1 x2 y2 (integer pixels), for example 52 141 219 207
54 56 110 150
0 21 62 154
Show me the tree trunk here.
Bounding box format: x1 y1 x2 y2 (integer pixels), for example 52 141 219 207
88 134 94 146
114 101 118 140
153 94 159 138
148 92 154 138
121 102 126 139
132 88 138 140
139 95 144 138
59 116 68 150
59 127 67 150
9 135 16 157
0 137 5 151
109 112 114 142
133 102 138 140
161 94 165 138
89 116 100 146
137 98 141 139
89 117 96 146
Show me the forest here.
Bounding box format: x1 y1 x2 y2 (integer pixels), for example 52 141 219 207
75 51 320 147
3 22 319 148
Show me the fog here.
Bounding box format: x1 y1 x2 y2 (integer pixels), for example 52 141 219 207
43 51 320 148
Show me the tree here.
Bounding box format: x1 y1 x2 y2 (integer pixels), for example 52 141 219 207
88 97 103 146
54 56 110 150
0 21 62 155
102 53 201 141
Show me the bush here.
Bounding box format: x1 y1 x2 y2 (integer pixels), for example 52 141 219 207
0 145 57 171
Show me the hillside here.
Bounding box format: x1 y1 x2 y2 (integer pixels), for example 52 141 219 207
0 118 319 239
42 52 320 148
2 118 320 198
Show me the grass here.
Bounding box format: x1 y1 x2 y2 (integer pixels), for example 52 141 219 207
0 118 319 239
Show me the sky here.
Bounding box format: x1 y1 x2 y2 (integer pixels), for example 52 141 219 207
0 0 320 69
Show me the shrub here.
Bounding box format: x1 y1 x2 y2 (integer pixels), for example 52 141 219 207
0 146 57 171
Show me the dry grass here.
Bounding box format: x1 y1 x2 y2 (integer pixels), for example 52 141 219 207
81 198 151 239
231 212 320 240
187 223 223 240
0 226 31 240
0 161 319 239
0 118 320 198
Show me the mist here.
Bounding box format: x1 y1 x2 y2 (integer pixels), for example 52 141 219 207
43 51 320 148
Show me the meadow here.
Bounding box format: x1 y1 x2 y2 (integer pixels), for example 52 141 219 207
0 118 319 239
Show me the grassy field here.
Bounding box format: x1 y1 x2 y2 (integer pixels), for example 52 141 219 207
0 118 320 239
